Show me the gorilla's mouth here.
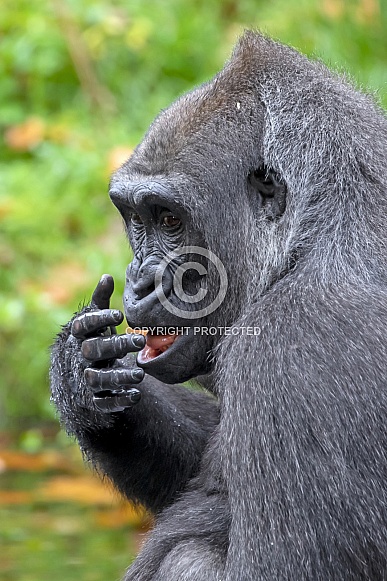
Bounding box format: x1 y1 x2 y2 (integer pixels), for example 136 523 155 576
137 332 179 363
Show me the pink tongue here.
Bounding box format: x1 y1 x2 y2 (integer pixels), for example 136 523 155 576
146 334 176 350
137 333 177 364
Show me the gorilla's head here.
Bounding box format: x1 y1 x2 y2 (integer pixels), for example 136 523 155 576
109 31 385 385
109 35 291 384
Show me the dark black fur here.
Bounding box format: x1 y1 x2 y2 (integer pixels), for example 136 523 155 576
50 32 387 580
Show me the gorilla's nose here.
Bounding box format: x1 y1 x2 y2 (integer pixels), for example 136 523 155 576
132 271 155 299
132 262 173 300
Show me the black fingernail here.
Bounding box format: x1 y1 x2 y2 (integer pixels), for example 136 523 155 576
132 368 144 381
112 310 123 322
131 334 146 348
130 389 141 403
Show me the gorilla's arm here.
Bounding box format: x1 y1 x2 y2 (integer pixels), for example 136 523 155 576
50 278 219 514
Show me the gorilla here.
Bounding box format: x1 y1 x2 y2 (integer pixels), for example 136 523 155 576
50 32 387 580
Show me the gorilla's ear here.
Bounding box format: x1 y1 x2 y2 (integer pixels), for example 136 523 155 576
248 166 287 220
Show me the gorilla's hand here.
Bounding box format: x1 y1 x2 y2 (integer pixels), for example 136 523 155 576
71 274 146 413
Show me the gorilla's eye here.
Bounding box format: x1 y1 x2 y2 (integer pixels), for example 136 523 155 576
161 215 181 229
131 213 143 226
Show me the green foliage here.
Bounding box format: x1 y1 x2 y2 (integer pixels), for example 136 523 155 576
0 0 386 427
1 498 138 580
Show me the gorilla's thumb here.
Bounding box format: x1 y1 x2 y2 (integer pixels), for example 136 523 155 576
91 274 114 310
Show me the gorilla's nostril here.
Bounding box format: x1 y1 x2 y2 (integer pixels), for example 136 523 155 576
132 280 155 300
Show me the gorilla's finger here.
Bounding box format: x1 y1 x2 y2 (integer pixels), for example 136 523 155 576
90 274 115 309
82 334 146 361
84 367 145 391
93 389 141 413
71 309 124 339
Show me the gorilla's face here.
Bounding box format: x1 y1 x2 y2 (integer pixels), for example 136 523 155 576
109 177 226 384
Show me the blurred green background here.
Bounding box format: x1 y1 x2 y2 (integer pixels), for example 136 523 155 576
0 0 386 578
1 0 387 430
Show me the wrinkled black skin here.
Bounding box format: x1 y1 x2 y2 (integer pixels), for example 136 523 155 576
51 32 387 580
